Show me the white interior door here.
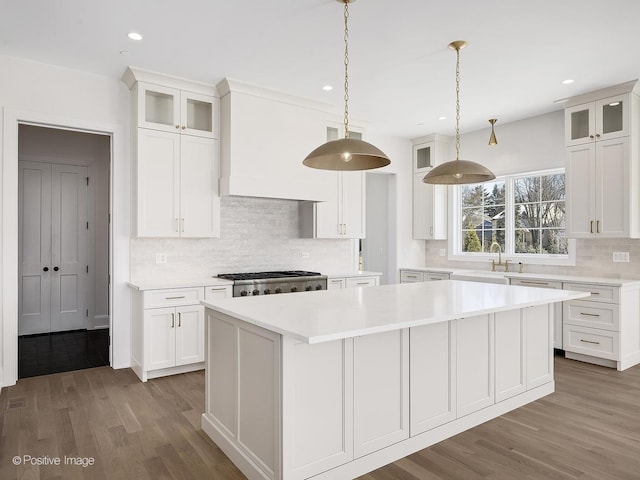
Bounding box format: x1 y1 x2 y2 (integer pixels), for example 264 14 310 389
19 161 88 335
18 161 52 335
50 164 88 332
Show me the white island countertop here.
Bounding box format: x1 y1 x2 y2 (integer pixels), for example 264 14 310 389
202 280 589 344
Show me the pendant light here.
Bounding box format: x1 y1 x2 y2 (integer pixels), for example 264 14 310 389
423 41 495 185
303 0 390 171
488 118 498 145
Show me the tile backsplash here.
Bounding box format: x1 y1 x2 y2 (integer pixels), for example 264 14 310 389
130 196 354 281
425 239 640 279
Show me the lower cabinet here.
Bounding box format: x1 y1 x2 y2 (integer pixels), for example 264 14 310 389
327 274 381 289
400 269 450 283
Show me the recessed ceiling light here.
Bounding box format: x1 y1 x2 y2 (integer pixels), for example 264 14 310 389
562 79 574 85
128 32 143 41
322 85 333 92
438 116 447 120
120 50 129 55
416 122 425 126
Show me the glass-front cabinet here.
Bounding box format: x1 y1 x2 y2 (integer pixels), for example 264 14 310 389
137 82 217 138
413 142 433 173
565 94 628 146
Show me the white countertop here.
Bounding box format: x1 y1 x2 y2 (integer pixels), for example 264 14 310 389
127 277 233 291
202 280 589 344
400 267 640 287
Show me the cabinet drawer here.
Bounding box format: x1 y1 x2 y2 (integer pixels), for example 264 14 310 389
510 278 562 289
425 273 449 281
327 278 346 289
563 325 619 360
204 285 232 301
562 283 619 303
401 271 425 283
144 287 204 308
563 300 619 331
346 277 377 288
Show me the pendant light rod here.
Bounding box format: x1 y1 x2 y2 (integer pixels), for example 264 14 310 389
450 40 466 161
302 0 390 171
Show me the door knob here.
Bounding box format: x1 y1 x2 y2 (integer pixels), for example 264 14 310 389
43 267 49 272
53 266 59 271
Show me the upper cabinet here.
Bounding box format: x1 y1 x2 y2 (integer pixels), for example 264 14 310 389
410 134 449 240
216 79 331 202
123 67 221 238
137 83 218 139
564 80 640 239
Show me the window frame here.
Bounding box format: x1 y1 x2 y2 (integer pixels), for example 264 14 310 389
448 168 576 266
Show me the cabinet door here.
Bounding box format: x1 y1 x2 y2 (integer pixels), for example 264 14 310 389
410 322 456 436
413 173 447 240
413 141 434 173
400 270 424 283
136 129 181 237
137 83 181 133
595 94 628 141
565 103 595 146
456 315 494 416
494 310 526 402
353 329 409 458
314 172 341 238
565 143 595 238
144 307 176 370
596 137 629 237
341 171 365 239
180 136 220 237
345 276 377 288
180 90 218 138
524 305 553 389
327 278 346 289
175 305 205 366
205 285 232 300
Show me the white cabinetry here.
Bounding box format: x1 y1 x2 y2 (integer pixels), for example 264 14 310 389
131 284 231 382
123 68 221 238
400 269 450 283
411 135 448 240
564 81 640 238
562 281 640 370
327 273 380 289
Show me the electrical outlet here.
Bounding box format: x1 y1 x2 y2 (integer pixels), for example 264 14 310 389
613 252 629 263
301 252 310 259
439 248 446 257
155 253 167 264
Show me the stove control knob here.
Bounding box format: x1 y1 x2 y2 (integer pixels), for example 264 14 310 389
252 289 260 296
315 284 323 290
240 290 248 297
290 286 298 293
264 288 271 295
275 288 282 294
305 285 312 291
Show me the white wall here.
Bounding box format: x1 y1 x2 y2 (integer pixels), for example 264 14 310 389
1 55 130 387
425 109 640 278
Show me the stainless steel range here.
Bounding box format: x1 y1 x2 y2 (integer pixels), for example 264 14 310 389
217 271 327 297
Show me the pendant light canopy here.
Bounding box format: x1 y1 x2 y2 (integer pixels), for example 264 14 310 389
488 118 498 145
303 0 390 171
423 41 495 185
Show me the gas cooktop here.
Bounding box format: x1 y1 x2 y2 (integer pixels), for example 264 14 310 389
217 271 322 281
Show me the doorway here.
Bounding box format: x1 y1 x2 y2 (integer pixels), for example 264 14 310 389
361 172 397 285
17 125 111 378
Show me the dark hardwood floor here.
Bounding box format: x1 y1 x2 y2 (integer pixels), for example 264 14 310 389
0 356 638 479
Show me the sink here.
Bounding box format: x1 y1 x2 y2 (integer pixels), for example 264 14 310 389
450 270 510 285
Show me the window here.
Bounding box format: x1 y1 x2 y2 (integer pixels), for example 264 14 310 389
454 169 572 264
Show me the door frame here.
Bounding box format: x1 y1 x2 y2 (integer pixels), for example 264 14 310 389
2 108 130 387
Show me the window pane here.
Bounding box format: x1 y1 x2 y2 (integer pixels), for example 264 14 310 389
461 207 483 230
515 203 540 228
515 229 541 254
540 202 566 228
462 229 482 252
542 229 568 255
514 176 540 204
541 174 565 201
461 185 486 207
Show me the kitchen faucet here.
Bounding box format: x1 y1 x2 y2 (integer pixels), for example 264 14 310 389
490 242 509 272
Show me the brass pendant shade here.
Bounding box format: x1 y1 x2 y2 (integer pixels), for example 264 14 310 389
303 0 391 171
423 41 495 185
488 118 498 145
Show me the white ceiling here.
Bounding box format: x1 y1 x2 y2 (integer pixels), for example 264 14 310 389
2 0 640 139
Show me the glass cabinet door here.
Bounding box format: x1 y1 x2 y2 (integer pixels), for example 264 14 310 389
413 142 433 173
596 94 628 141
180 91 217 139
138 83 181 133
565 103 595 146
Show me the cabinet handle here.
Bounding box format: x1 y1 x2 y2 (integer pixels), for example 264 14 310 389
210 287 225 291
178 312 181 327
595 133 601 138
579 312 601 317
429 226 433 236
330 279 343 283
165 295 186 299
590 292 600 295
590 220 594 233
356 282 370 285
406 275 418 278
520 280 549 286
181 126 186 130
174 218 179 232
181 218 185 232
589 134 594 139
175 125 180 129
580 339 600 345
596 220 600 233
171 313 175 328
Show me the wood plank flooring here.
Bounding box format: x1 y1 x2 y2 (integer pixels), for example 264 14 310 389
1 356 639 479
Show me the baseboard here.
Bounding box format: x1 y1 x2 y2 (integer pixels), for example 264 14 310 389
565 351 617 369
89 315 110 330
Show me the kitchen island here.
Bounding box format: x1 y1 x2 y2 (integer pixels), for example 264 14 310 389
201 280 588 480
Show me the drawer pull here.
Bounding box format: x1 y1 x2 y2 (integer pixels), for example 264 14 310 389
406 275 417 278
165 295 186 300
330 280 343 283
520 280 549 286
210 288 225 291
580 312 601 317
178 312 181 327
580 339 600 345
589 292 600 295
356 282 370 285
